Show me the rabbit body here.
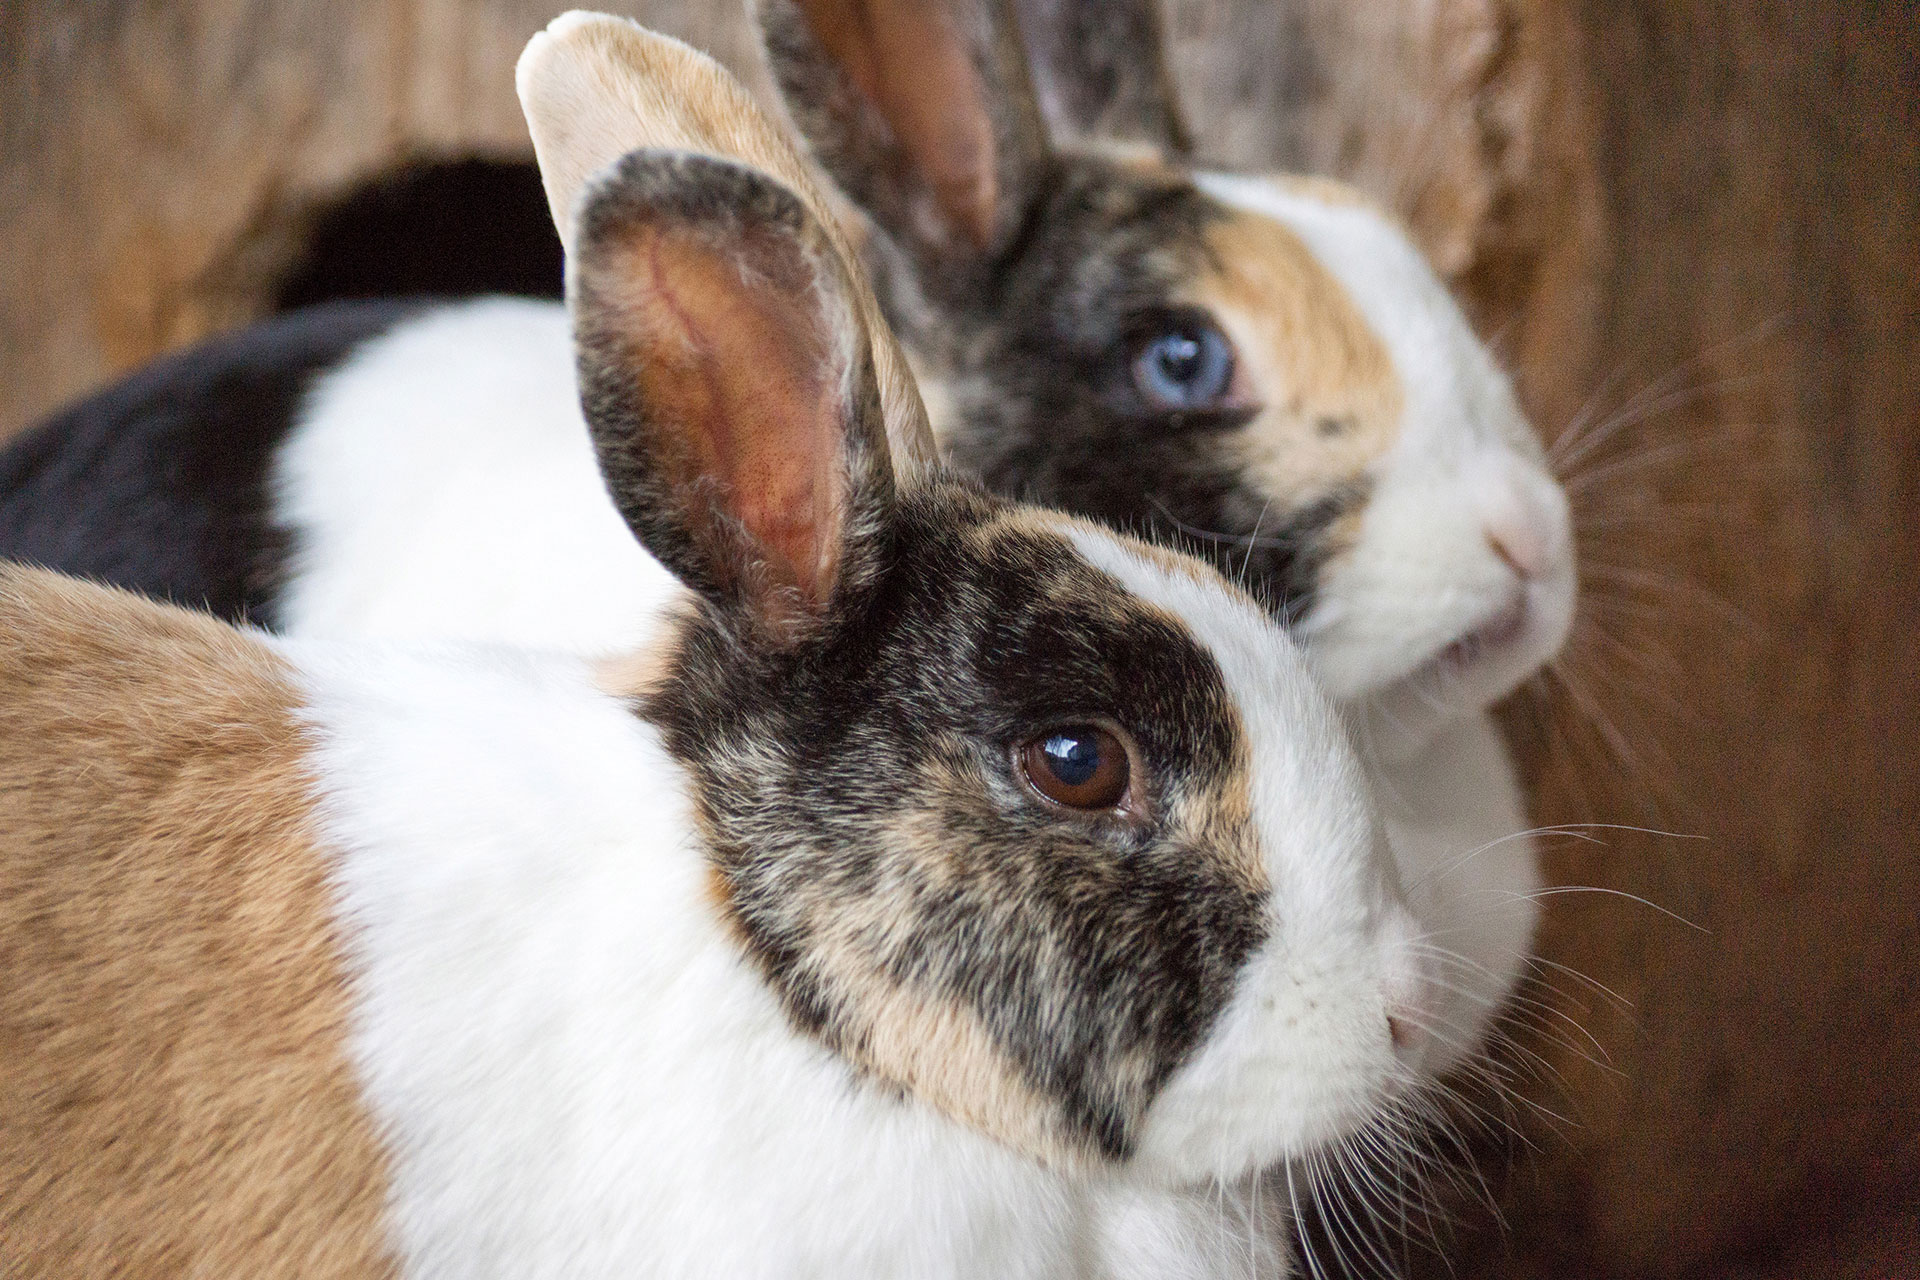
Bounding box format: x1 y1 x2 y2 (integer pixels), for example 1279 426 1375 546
0 24 1435 1273
268 288 1543 1078
0 563 1350 1280
282 632 1193 1280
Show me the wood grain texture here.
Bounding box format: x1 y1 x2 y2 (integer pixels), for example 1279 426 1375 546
1219 3 1919 1276
0 0 775 439
2 1 1916 1275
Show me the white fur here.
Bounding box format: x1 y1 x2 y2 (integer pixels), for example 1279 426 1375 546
1062 525 1423 1182
1090 1181 1292 1280
266 278 1544 1237
279 533 1408 1276
276 299 683 650
1195 173 1571 1069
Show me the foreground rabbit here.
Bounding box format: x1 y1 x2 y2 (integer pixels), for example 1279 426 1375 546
0 0 1571 1097
0 31 1433 1277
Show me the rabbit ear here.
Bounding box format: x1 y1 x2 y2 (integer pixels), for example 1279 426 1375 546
1010 0 1192 155
756 0 1052 275
516 10 938 484
568 149 899 648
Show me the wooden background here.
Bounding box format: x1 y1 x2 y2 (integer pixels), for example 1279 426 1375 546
3 2 1916 1275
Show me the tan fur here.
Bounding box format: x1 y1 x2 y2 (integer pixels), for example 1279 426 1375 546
1265 172 1382 211
807 778 1140 1174
1187 209 1404 513
515 12 940 484
0 566 394 1280
1058 136 1178 174
968 507 1221 597
593 607 691 703
855 975 1097 1172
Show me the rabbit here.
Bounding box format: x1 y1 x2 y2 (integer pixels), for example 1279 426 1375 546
0 23 1434 1276
0 0 1572 1099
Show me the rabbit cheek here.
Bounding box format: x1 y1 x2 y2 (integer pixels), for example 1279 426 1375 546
662 503 1277 1173
1179 206 1405 600
697 711 1264 1173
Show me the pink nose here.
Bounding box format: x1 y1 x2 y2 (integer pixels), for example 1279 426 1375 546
1484 516 1550 581
1489 521 1536 579
1388 1014 1422 1053
1478 469 1564 582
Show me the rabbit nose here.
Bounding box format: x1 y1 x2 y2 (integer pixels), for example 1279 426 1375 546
1477 462 1568 583
1481 481 1559 582
1380 905 1434 1057
1485 521 1544 580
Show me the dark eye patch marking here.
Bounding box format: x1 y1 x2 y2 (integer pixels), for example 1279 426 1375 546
642 487 1269 1167
916 155 1370 621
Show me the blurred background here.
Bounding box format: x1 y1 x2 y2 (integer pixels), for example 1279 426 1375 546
2 2 1916 1276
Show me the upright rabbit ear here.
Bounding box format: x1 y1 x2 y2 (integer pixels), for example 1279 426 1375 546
517 10 938 484
1010 0 1192 156
755 0 1052 281
566 150 893 647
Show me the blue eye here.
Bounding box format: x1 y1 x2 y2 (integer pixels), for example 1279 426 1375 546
1132 318 1235 411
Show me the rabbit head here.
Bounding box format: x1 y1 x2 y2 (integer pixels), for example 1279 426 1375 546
755 0 1576 759
521 12 1440 1181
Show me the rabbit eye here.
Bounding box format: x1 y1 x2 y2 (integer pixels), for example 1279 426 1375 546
1019 725 1133 812
1131 315 1235 411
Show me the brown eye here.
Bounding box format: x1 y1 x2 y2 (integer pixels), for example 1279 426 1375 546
1020 725 1132 812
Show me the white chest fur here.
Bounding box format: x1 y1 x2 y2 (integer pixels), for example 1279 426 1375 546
275 298 1538 1074
290 642 1283 1279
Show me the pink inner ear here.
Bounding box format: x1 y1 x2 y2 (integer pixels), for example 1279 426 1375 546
796 0 999 248
612 224 849 615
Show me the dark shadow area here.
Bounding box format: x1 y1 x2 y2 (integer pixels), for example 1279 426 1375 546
274 157 563 310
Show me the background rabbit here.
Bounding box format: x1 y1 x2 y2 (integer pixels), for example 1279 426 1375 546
0 20 1438 1278
0 0 1572 1142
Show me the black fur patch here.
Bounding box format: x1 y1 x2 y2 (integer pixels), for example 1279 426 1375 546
899 156 1363 617
275 159 563 309
0 300 421 624
647 485 1268 1163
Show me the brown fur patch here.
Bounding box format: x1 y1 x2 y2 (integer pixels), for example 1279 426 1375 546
1188 208 1404 513
801 789 1095 1168
0 566 394 1279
